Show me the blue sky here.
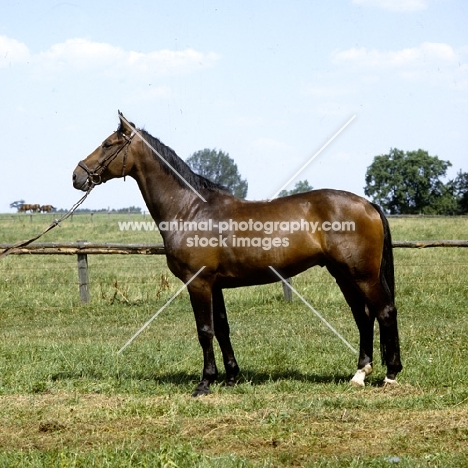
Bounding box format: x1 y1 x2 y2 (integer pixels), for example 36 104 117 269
1 0 467 212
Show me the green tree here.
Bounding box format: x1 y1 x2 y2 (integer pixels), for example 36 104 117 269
453 170 468 214
186 149 248 198
364 148 457 214
10 200 25 210
278 180 313 197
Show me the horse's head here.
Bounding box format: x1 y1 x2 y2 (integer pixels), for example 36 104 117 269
73 111 137 191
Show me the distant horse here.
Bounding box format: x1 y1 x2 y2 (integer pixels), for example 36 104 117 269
40 205 55 213
17 203 40 213
73 112 402 396
18 204 31 213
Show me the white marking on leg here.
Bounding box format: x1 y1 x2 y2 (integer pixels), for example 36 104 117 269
350 363 373 387
383 376 398 386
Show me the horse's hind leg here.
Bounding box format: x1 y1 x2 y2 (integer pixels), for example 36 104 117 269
358 282 402 384
328 267 375 386
213 287 240 387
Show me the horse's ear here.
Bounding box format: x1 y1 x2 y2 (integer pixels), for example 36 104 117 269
117 110 135 136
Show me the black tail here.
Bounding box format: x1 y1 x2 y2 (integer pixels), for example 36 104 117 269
372 203 395 303
371 203 395 365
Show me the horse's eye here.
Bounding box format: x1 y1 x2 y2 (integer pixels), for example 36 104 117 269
102 141 112 149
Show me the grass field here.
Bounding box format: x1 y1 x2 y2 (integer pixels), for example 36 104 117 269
0 212 468 467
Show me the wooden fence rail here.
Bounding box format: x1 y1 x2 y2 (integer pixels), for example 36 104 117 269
0 242 166 255
1 240 467 304
392 240 468 248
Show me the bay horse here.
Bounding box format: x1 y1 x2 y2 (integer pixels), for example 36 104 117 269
18 203 40 213
40 205 55 213
72 112 402 396
18 204 32 213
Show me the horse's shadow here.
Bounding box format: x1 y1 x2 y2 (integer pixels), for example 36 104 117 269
49 368 384 389
124 369 372 387
234 369 349 386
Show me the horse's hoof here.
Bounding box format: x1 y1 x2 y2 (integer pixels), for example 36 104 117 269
192 388 210 397
350 364 373 387
350 375 365 387
192 382 211 397
383 376 398 386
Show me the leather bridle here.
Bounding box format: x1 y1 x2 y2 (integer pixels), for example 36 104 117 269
77 130 137 186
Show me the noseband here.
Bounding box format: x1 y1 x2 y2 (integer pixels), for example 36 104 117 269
78 131 136 186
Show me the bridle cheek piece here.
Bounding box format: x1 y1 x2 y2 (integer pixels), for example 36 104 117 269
77 130 137 187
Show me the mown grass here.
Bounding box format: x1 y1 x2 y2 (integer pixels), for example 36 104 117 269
0 213 468 466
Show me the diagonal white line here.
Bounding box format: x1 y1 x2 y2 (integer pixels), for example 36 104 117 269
268 266 357 354
268 114 356 201
117 266 206 354
119 114 207 203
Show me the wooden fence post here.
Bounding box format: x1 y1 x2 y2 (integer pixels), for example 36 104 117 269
77 241 90 304
283 277 293 302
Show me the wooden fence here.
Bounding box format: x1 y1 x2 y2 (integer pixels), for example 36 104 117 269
1 240 467 304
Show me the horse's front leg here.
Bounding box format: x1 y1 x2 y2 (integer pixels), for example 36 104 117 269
213 287 240 387
188 280 218 397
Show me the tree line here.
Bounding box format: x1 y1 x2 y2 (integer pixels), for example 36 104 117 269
10 148 467 215
186 148 468 215
364 148 467 215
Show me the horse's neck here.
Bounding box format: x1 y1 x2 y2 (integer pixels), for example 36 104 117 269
131 149 200 224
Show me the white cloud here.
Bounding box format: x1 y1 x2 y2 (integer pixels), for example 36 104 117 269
36 38 220 77
0 35 30 67
0 35 220 77
332 42 457 69
330 42 468 90
37 38 125 72
352 0 428 12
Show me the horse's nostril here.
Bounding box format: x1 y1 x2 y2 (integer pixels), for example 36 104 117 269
73 173 76 181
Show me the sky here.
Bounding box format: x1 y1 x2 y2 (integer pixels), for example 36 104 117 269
1 0 467 213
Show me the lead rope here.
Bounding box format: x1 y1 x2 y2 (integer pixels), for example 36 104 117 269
0 186 94 259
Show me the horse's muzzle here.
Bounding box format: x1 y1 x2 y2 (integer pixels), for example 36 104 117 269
72 167 90 191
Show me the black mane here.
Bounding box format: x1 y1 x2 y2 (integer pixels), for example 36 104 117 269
136 129 230 194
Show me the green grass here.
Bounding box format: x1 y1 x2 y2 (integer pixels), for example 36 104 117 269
0 213 468 466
